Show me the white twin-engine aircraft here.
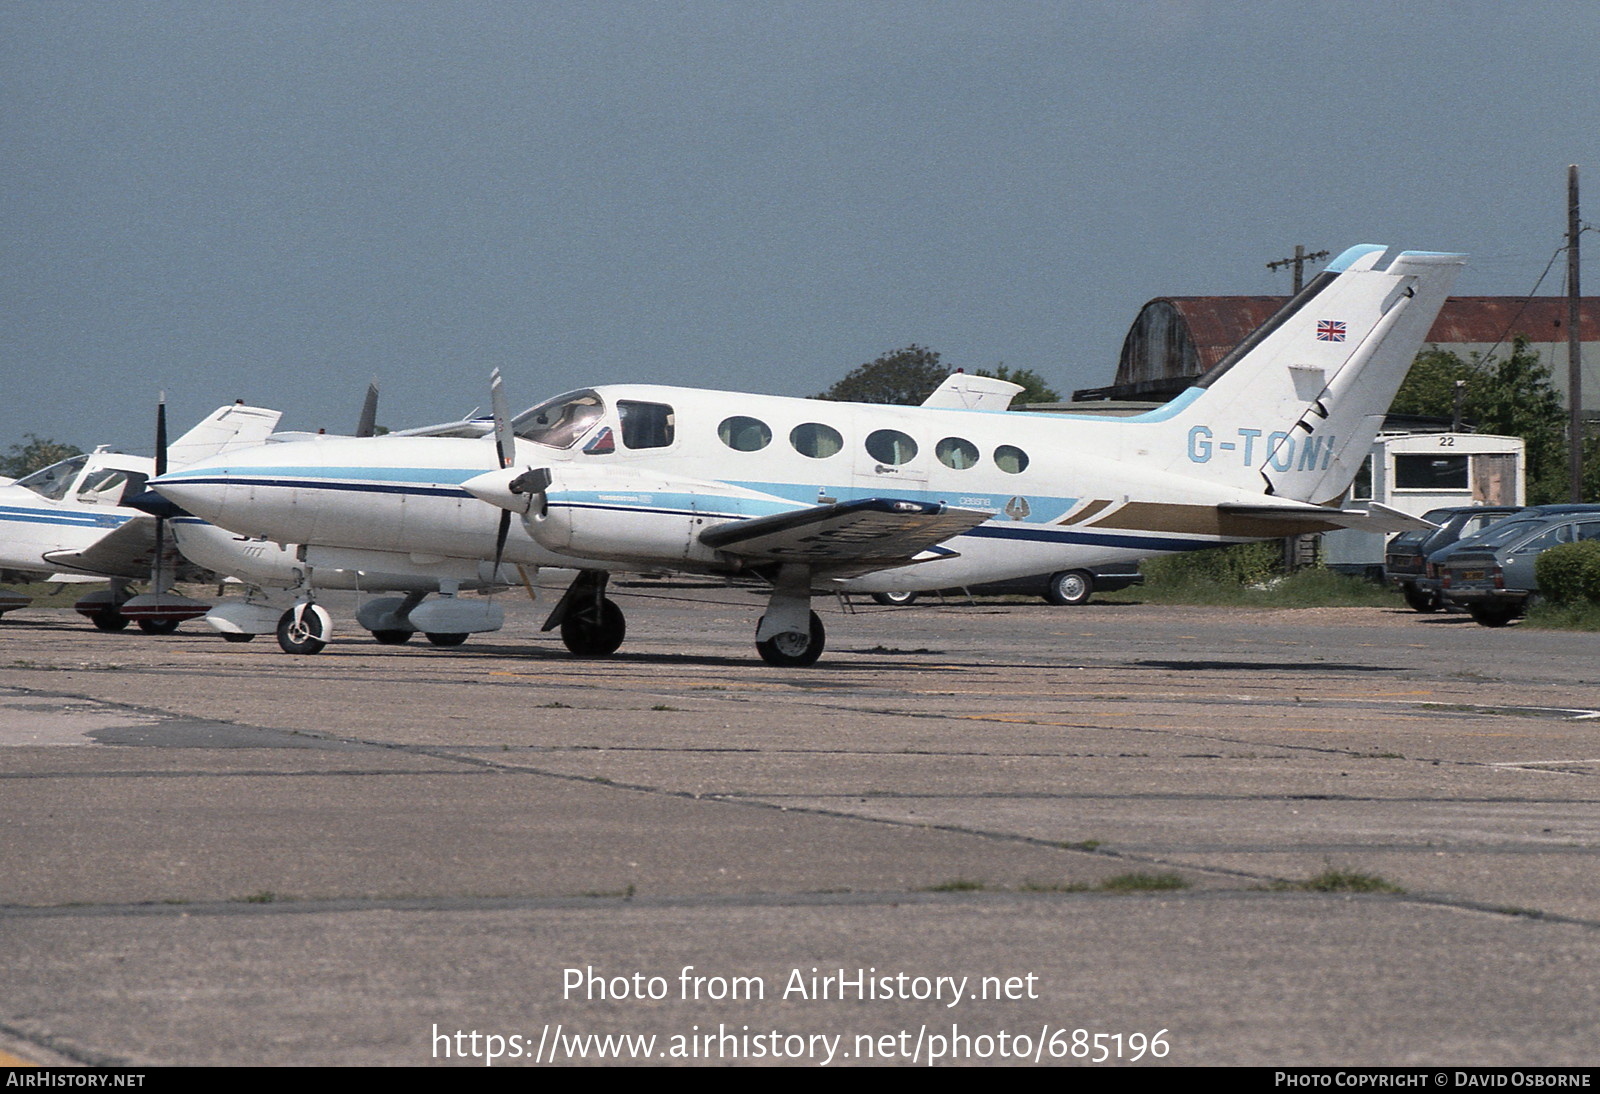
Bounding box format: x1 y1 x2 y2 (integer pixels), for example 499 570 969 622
152 244 1462 666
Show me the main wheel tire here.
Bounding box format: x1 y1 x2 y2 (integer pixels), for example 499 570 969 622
220 632 256 643
425 632 468 648
756 611 826 667
137 617 181 635
1043 570 1093 606
870 591 919 606
1400 583 1440 613
1468 604 1520 628
89 610 129 632
276 606 328 654
560 597 626 657
371 629 414 645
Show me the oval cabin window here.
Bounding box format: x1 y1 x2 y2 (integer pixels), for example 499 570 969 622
790 422 844 459
718 416 772 452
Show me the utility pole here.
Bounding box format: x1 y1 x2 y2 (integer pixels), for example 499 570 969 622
1266 245 1331 294
1567 165 1583 503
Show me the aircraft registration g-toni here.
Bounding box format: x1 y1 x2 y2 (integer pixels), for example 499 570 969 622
152 244 1462 666
0 403 281 630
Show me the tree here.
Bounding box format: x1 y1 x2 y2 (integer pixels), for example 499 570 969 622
974 364 1062 405
1391 338 1574 504
815 345 949 404
0 434 81 479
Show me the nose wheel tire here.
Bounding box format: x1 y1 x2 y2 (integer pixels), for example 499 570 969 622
220 632 256 644
756 611 826 667
371 630 414 645
425 632 469 648
137 618 182 635
560 597 626 657
277 605 329 654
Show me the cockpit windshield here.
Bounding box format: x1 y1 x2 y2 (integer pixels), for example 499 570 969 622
15 454 89 501
512 390 606 449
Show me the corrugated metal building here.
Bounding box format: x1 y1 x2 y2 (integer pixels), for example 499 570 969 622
1074 297 1600 411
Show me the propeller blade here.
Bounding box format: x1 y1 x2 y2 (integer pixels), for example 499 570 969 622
488 370 517 582
355 380 379 438
151 396 170 594
490 368 514 470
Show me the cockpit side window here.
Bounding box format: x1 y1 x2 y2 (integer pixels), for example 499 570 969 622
618 401 675 450
75 469 129 505
512 390 606 449
16 454 90 501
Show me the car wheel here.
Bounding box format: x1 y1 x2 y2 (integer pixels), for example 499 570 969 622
1043 570 1093 606
1400 583 1440 613
870 591 919 606
1467 604 1520 628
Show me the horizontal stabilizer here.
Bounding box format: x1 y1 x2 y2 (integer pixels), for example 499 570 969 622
921 373 1023 411
1219 500 1436 535
700 498 988 573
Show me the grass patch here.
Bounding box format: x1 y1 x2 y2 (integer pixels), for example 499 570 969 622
1273 867 1403 894
1061 839 1103 852
537 701 571 709
1523 599 1600 631
919 879 986 892
650 704 677 711
1097 872 1190 892
239 890 282 904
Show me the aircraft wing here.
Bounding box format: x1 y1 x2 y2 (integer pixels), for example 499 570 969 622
41 516 181 579
699 498 989 574
1218 500 1436 535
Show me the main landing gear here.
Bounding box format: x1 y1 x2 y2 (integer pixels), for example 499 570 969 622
543 570 626 657
541 567 829 667
755 610 825 667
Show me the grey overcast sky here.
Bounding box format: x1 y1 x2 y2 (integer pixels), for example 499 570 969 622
4 0 1597 453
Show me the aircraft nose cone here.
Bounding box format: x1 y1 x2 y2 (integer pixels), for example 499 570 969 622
461 468 531 513
149 472 228 523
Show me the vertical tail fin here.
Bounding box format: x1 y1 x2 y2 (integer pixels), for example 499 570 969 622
1152 244 1464 503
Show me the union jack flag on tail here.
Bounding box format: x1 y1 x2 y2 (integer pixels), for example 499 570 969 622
1316 320 1346 342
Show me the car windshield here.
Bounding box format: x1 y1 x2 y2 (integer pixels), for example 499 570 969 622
511 390 605 449
14 454 89 501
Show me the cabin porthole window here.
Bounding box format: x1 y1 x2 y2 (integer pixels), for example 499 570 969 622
866 429 918 466
718 415 772 452
994 444 1029 474
936 437 979 470
790 422 844 459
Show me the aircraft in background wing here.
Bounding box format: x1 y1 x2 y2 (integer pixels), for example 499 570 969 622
152 244 1462 665
0 402 282 630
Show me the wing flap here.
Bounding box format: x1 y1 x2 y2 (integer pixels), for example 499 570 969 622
699 498 988 571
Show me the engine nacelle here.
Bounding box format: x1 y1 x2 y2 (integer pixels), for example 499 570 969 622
526 466 732 566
